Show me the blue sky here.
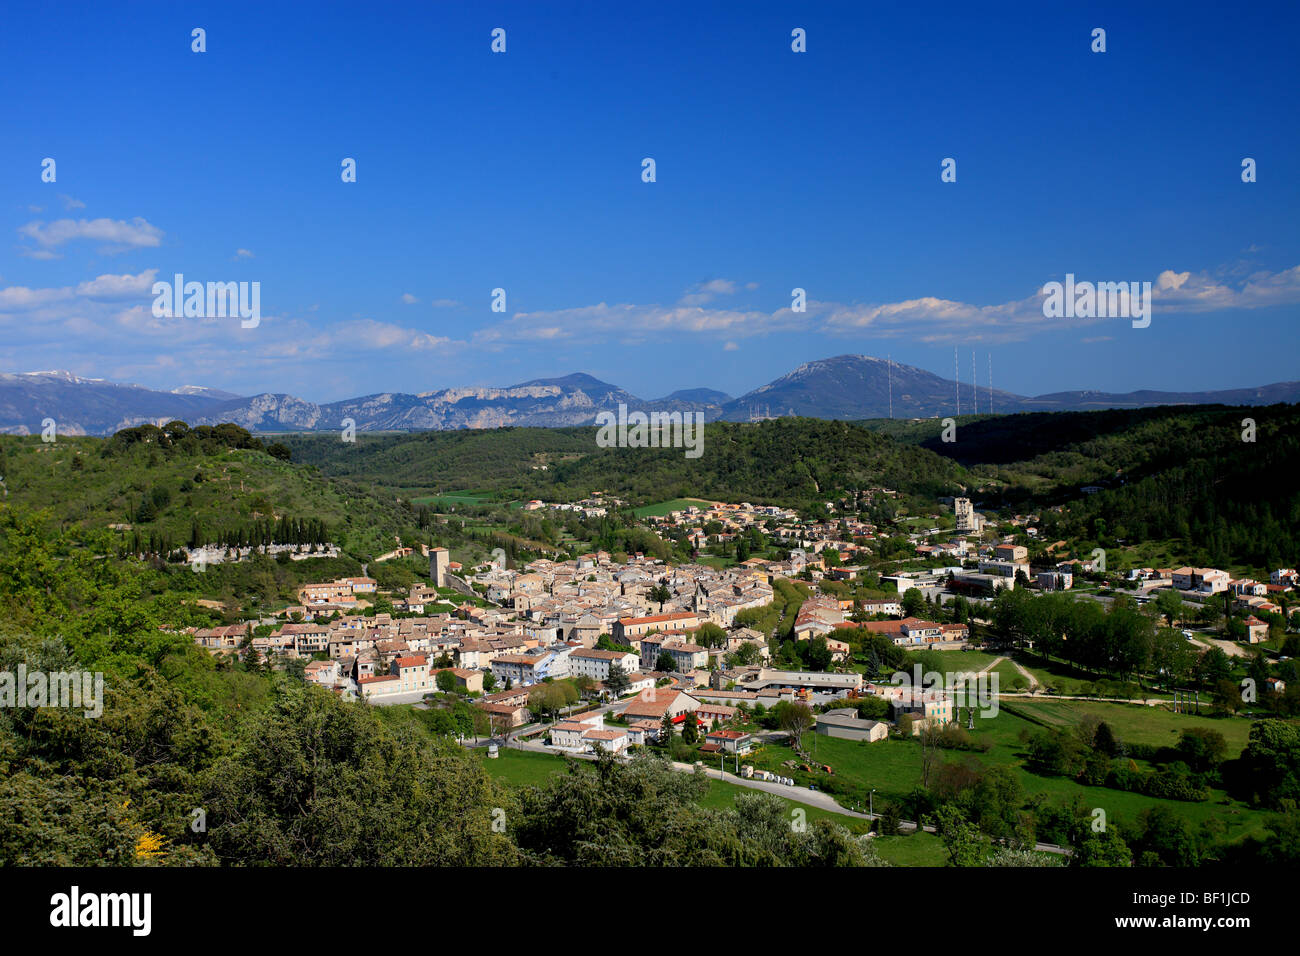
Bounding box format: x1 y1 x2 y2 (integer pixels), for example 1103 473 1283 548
2 1 1297 403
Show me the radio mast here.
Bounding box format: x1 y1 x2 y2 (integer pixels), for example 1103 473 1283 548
955 347 960 416
887 354 893 419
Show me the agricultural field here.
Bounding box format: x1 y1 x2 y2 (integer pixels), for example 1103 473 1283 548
410 490 499 508
631 497 716 518
998 698 1257 756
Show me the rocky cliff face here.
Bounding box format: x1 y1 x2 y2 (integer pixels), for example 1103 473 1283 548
194 374 730 432
0 371 232 436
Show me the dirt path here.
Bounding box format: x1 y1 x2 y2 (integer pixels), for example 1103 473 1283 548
1011 659 1040 690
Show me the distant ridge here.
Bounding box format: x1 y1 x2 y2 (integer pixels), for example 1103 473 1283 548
1 360 1295 436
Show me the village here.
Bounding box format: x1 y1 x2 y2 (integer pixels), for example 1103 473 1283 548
184 491 1298 806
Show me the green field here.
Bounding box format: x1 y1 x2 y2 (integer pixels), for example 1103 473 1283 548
1009 652 1113 692
478 707 1280 859
912 649 1002 673
477 746 579 787
632 497 716 518
872 831 949 866
476 747 872 832
411 490 497 508
999 698 1256 756
744 706 1275 848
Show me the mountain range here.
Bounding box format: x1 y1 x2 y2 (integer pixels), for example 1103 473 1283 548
2 357 1296 436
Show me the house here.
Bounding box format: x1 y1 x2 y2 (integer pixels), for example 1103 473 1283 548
569 648 640 682
979 558 1030 583
861 617 944 646
357 674 401 699
859 598 902 617
550 721 589 750
815 710 889 742
392 654 433 693
193 624 248 652
432 667 485 694
490 650 566 687
693 702 738 728
582 728 629 754
614 611 702 642
994 544 1028 563
892 687 955 729
303 659 341 688
1037 570 1073 591
703 729 753 754
476 701 531 729
1242 616 1270 644
456 639 494 669
622 687 699 722
277 622 330 656
645 638 709 673
1172 567 1230 594
1230 579 1268 598
940 623 969 642
626 719 662 747
298 577 376 607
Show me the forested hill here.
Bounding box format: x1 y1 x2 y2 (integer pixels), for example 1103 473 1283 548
860 403 1297 471
862 403 1300 568
283 418 971 507
0 422 424 560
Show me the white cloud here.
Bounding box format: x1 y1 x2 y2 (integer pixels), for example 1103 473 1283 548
476 301 790 345
328 319 450 351
0 270 158 312
0 285 70 311
18 216 164 252
58 194 86 211
401 293 419 304
474 263 1300 348
678 277 741 306
234 248 255 259
75 269 159 300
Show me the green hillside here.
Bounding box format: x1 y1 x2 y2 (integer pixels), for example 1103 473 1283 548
285 417 971 510
860 404 1300 569
0 425 421 561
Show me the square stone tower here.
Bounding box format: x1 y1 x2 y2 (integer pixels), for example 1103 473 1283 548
429 547 450 587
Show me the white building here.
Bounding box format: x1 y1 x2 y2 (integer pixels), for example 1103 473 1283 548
569 648 640 682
